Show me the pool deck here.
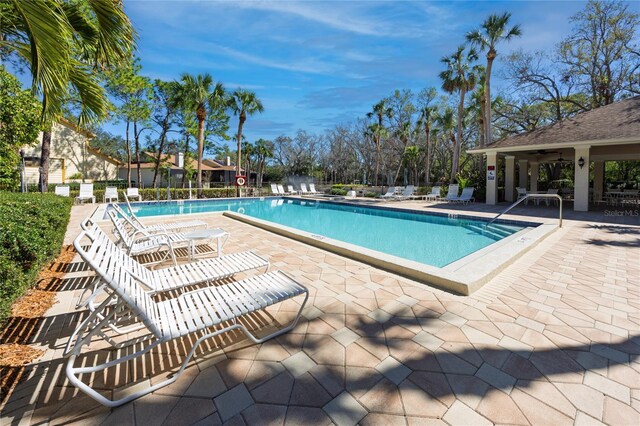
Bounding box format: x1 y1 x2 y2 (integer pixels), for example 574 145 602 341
2 199 639 425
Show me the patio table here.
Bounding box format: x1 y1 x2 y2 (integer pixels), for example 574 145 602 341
183 228 228 260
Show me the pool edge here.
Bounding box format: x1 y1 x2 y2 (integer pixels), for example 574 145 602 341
223 211 558 296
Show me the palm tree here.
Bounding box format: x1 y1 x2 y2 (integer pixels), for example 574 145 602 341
403 145 420 185
435 107 456 182
366 100 393 186
466 12 522 146
180 73 225 197
254 138 274 189
230 89 264 197
1 0 136 191
439 46 480 183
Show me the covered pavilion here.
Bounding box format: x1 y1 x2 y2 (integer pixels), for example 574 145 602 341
468 96 640 211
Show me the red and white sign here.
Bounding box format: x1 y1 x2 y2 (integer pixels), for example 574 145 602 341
235 175 247 186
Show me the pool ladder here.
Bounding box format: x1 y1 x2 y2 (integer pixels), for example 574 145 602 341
485 194 563 228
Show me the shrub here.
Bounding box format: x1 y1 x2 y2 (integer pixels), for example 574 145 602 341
330 188 348 196
0 192 73 326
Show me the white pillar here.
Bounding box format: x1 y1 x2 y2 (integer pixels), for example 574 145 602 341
504 155 516 202
530 162 539 192
518 160 528 189
594 161 604 202
486 152 498 205
574 146 591 211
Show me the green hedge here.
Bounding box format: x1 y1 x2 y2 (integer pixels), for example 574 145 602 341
0 192 73 326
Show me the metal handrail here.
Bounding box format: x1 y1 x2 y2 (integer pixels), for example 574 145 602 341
485 194 563 228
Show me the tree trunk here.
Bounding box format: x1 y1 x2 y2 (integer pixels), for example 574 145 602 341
235 115 246 197
152 133 167 188
196 118 204 197
374 134 381 187
451 87 466 183
424 123 431 185
134 121 142 188
485 50 495 146
39 128 52 193
125 121 131 187
182 135 190 187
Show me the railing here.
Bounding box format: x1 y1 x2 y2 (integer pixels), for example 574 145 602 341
485 194 563 228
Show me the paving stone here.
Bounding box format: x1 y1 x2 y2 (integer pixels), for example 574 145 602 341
368 309 394 323
603 395 640 426
241 403 286 426
162 397 217 426
214 384 255 422
510 388 574 425
285 406 332 426
360 412 406 425
375 356 411 385
442 400 492 426
250 371 295 405
358 378 404 414
475 362 517 393
555 383 605 420
184 365 227 398
412 331 444 351
476 388 528 425
331 327 361 347
323 391 368 426
282 351 317 378
446 373 490 410
398 379 448 418
584 371 631 403
397 294 419 306
289 372 332 407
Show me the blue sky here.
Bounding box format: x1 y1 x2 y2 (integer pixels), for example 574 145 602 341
87 1 640 144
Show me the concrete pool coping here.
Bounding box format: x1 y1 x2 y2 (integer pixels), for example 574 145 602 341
223 210 558 296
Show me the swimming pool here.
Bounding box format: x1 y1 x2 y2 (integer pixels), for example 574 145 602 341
118 197 527 268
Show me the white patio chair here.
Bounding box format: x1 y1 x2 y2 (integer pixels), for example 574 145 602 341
395 185 416 200
122 194 207 233
287 185 297 195
126 187 142 201
75 183 95 204
423 186 441 201
448 187 475 204
444 184 460 202
54 185 70 197
107 210 227 265
277 184 287 195
516 187 529 205
299 183 310 195
541 188 559 206
103 186 119 203
380 187 396 199
309 183 320 194
65 228 308 407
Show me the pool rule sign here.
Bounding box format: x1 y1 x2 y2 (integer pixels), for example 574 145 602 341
235 175 247 186
487 165 496 180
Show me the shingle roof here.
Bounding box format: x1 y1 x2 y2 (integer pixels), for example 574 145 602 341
484 96 640 150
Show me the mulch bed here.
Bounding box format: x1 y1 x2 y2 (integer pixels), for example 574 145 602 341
0 245 75 406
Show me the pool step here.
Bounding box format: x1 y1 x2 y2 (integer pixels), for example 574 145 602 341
463 224 513 240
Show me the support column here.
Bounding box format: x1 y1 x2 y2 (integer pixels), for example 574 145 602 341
594 161 604 202
574 146 591 211
486 152 498 205
530 162 539 192
518 160 528 189
504 155 516 202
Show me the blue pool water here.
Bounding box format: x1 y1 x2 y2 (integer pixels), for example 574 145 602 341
119 198 526 267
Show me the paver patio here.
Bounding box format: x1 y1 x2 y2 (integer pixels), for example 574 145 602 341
1 200 638 425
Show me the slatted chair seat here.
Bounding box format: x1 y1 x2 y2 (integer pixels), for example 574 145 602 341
122 194 207 233
66 228 308 407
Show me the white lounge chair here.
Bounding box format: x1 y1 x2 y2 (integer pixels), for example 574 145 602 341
380 187 396 199
66 227 308 407
309 183 320 194
540 188 559 206
76 220 270 312
444 184 459 202
287 185 297 195
277 184 287 195
123 194 207 233
270 183 280 195
423 186 441 201
75 183 95 204
126 187 142 201
107 210 227 264
395 185 416 200
448 187 475 204
103 186 119 203
299 183 309 195
54 185 70 197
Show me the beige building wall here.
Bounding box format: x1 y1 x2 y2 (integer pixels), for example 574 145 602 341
22 121 119 184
